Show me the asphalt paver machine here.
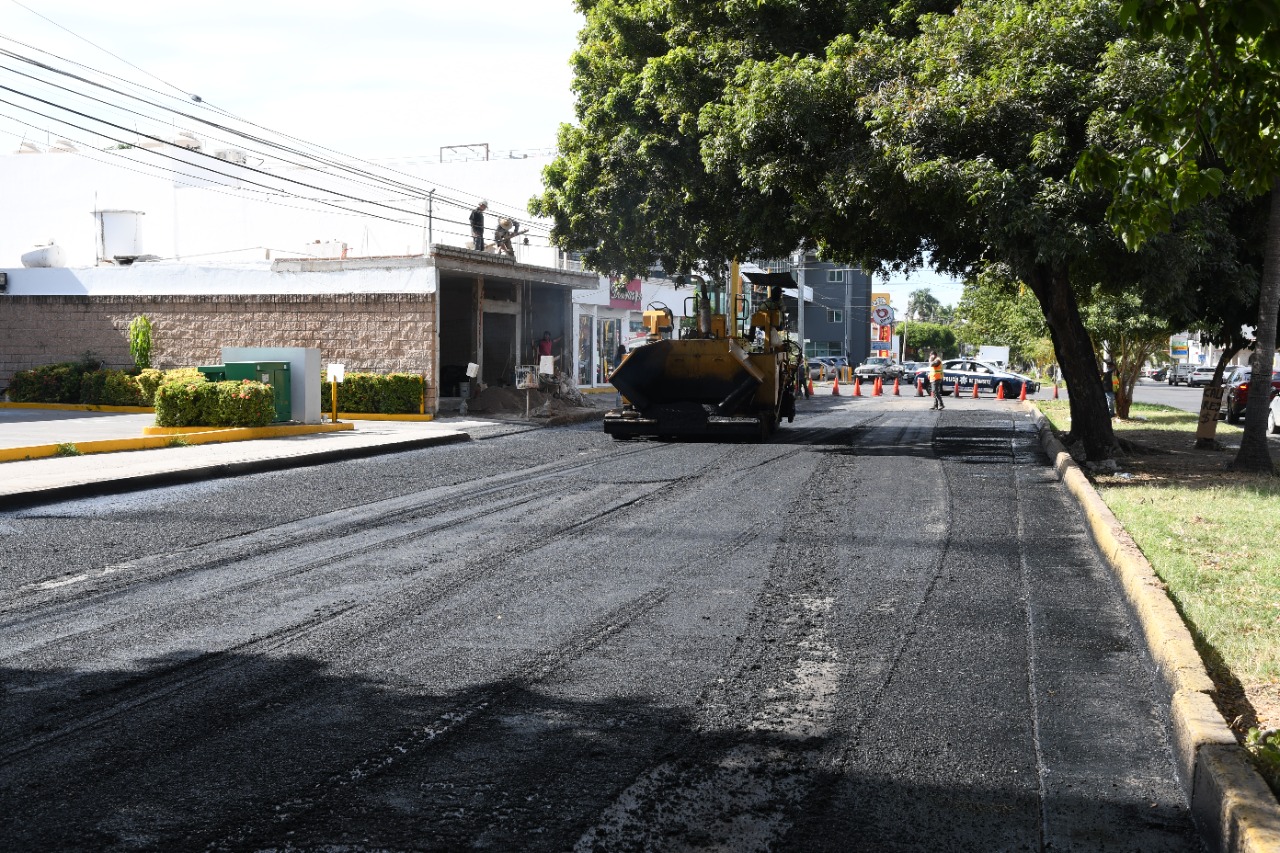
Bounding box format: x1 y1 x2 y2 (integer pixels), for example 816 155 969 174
603 266 803 441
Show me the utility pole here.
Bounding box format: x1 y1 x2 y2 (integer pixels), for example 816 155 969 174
423 189 436 255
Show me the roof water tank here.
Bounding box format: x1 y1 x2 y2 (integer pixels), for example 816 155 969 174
21 242 66 268
50 139 76 153
214 148 247 165
94 210 145 263
173 130 202 150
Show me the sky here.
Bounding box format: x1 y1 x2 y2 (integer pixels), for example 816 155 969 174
0 0 963 304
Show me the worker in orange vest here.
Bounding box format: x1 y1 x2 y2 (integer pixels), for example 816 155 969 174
928 350 945 410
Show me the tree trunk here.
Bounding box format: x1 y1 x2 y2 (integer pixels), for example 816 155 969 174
1232 183 1279 473
1027 264 1117 461
1193 347 1237 449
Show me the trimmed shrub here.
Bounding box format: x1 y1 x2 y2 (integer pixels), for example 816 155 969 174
154 376 209 427
79 369 146 406
317 372 424 414
136 369 164 404
154 376 274 428
9 362 91 403
210 380 274 427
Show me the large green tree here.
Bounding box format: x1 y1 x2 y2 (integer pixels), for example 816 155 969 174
1083 0 1280 471
535 0 1219 462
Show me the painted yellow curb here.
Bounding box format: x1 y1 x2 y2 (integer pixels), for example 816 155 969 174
0 423 354 464
1023 401 1280 853
0 402 154 414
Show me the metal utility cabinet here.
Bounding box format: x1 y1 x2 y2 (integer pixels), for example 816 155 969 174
196 361 292 422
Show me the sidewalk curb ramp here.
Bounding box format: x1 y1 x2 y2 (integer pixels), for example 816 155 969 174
1023 402 1280 853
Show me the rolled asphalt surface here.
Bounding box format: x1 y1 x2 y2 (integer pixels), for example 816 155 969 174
3 400 1279 850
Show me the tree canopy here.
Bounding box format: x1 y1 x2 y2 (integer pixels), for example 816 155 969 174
535 0 1257 462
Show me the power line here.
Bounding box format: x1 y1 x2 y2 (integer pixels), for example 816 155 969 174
0 32 554 235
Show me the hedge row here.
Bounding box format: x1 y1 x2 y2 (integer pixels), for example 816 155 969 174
154 376 275 427
7 362 172 406
318 372 424 414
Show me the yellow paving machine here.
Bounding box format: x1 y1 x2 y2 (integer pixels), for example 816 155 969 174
603 266 803 441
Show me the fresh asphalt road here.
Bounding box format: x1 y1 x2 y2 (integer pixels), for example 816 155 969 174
0 394 1203 852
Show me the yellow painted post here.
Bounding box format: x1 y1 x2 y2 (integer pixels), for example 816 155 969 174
330 379 339 423
419 372 425 415
729 258 741 338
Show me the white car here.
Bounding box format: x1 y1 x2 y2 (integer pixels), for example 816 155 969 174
1270 391 1280 435
1187 366 1217 388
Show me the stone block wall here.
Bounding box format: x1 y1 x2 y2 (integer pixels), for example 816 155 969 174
0 293 438 410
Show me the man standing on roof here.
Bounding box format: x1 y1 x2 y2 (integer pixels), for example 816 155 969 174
470 201 487 250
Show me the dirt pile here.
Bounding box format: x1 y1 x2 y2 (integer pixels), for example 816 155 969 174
466 382 602 421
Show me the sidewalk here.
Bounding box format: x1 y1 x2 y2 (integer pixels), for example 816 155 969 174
0 408 481 509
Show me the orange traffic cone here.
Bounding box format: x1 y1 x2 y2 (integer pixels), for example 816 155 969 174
1018 383 1027 402
971 382 979 399
852 377 861 396
808 377 815 397
872 377 883 396
916 377 924 397
1053 382 1060 399
893 376 901 396
832 373 841 395
996 382 1006 400
953 379 961 397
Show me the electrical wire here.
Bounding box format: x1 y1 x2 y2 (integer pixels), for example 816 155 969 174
0 34 554 234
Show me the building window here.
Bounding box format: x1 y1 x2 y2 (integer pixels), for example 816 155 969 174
827 309 843 324
826 269 844 283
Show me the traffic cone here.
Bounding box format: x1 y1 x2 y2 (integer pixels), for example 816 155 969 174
1018 383 1027 402
971 382 979 399
808 377 815 397
1053 382 1060 399
996 382 1006 400
916 377 924 397
873 377 883 396
953 379 961 397
893 377 901 396
852 377 861 396
832 374 841 395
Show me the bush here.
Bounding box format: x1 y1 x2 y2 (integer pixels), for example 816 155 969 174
79 369 145 406
154 376 274 428
136 369 164 404
154 376 209 427
210 380 275 427
317 372 424 414
9 362 92 403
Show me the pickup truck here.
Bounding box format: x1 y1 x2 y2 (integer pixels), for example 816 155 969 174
1167 363 1193 386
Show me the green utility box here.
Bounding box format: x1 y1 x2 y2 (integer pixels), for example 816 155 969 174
196 365 227 382
223 361 292 422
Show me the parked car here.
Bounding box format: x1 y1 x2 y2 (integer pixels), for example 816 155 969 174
854 356 903 381
1223 369 1280 424
930 358 1040 396
1270 391 1280 435
899 361 926 384
1188 366 1218 388
807 356 847 380
1148 366 1168 382
1167 363 1193 385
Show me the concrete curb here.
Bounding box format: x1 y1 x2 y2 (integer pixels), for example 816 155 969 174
0 401 154 413
1022 402 1280 853
0 432 470 511
0 423 355 463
